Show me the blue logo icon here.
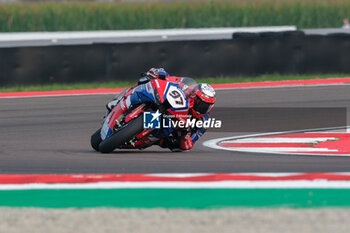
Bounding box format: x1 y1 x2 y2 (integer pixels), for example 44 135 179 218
143 110 161 129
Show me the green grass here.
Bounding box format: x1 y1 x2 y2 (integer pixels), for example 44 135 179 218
1 73 350 93
0 1 350 32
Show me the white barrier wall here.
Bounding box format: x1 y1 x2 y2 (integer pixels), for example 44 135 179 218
0 26 296 48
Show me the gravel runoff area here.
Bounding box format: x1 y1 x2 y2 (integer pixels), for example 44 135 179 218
0 208 349 233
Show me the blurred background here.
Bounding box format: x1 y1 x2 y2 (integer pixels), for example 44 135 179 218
0 0 349 88
1 0 349 31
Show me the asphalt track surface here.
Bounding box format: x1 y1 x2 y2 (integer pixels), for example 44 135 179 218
1 85 350 174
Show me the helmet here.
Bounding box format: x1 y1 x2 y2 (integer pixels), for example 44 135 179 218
189 83 216 118
142 68 169 80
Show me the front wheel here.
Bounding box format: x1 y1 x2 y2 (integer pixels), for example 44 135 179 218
90 128 102 151
98 115 144 153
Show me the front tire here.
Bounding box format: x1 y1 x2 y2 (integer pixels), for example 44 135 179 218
91 128 102 151
99 115 144 153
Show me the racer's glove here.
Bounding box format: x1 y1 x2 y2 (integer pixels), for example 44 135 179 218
106 100 117 114
105 88 131 112
138 76 150 85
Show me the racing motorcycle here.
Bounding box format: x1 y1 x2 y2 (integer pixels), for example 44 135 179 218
90 77 195 153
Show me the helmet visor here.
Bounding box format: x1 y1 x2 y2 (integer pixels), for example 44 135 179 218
193 96 212 115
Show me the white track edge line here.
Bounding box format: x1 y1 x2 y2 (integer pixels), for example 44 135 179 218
203 126 350 157
2 181 350 190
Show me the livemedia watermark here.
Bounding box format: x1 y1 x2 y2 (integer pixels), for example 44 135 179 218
143 110 222 129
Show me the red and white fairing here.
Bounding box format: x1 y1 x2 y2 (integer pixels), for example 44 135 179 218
100 78 190 147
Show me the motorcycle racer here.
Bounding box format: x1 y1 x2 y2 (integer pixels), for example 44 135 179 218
104 68 216 152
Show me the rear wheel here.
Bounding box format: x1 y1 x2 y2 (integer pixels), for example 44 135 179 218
90 128 102 151
99 115 144 153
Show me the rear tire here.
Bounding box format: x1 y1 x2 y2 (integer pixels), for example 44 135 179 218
91 128 102 151
99 115 144 153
